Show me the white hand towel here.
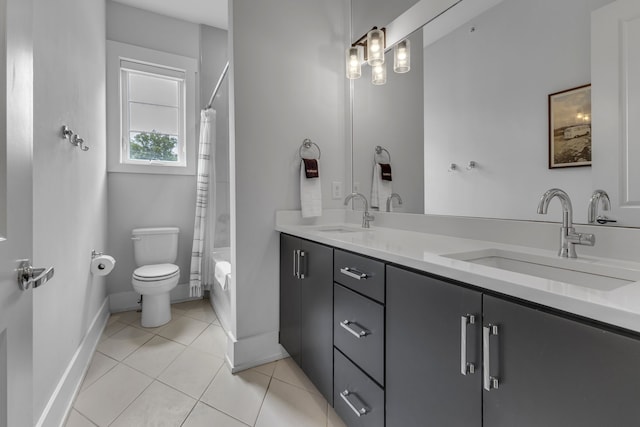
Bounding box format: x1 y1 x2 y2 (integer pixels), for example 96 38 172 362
371 163 392 210
214 261 231 290
300 160 322 218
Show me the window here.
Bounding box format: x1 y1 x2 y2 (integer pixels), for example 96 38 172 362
107 41 197 175
121 62 186 166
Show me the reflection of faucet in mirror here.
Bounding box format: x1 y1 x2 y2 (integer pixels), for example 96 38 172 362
588 190 616 225
344 192 375 228
537 188 595 258
386 193 403 212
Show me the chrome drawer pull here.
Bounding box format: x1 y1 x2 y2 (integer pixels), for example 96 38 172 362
340 390 368 417
483 324 500 391
340 320 369 338
340 267 369 280
461 314 476 376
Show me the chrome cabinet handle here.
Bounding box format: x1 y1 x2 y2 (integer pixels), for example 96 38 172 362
292 250 298 278
298 250 306 279
340 267 369 280
483 324 500 391
17 260 55 291
340 320 369 338
461 314 476 376
340 390 368 417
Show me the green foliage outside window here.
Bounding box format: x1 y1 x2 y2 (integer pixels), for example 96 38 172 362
129 131 178 162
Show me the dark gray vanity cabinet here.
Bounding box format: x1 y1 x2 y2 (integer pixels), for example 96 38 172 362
482 295 640 427
386 263 640 427
386 265 483 427
333 249 386 426
279 234 333 404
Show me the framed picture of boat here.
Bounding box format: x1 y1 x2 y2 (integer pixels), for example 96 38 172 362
548 84 591 168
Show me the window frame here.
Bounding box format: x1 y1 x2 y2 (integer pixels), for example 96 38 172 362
107 41 198 175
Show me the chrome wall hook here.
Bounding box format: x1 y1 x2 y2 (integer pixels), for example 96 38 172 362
61 125 90 151
466 161 477 170
448 163 458 172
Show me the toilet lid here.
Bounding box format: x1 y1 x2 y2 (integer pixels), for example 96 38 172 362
133 263 179 281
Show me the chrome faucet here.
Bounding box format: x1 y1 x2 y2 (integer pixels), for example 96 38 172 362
344 192 375 228
386 193 403 212
537 188 595 258
588 189 615 224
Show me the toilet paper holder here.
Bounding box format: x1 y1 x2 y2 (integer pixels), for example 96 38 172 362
91 250 103 259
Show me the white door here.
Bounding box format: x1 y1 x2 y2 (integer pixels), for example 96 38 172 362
592 0 640 226
0 0 34 425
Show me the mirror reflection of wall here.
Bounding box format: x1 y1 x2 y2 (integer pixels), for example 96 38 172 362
352 0 615 223
352 30 424 213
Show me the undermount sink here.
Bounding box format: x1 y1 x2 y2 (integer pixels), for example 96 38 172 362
314 225 365 234
443 249 638 291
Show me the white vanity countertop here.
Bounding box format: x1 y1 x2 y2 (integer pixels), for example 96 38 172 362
276 218 640 334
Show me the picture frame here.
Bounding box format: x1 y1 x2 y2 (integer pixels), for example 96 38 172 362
548 84 592 169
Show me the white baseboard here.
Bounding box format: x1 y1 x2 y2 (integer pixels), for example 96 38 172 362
109 283 198 313
36 298 109 427
226 330 288 373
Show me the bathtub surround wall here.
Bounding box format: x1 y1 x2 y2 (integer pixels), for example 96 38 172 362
32 0 109 425
105 1 228 311
229 0 350 369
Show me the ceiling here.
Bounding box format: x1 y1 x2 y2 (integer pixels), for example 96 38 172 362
113 0 228 29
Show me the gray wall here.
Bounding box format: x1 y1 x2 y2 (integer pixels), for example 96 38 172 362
230 0 349 367
32 0 107 418
106 1 228 306
201 25 231 248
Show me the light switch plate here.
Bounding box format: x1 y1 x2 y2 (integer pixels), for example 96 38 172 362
332 181 343 199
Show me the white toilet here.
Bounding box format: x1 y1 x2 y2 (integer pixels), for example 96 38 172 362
131 227 180 327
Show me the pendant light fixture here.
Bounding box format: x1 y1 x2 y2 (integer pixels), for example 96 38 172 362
394 39 410 73
345 46 363 79
366 28 385 66
372 63 387 85
346 26 410 85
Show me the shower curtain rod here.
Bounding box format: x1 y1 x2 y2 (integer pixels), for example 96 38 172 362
206 61 229 109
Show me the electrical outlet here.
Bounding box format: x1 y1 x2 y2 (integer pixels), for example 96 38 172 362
332 181 343 199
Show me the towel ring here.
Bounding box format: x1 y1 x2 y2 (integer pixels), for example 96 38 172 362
374 146 391 163
299 138 321 159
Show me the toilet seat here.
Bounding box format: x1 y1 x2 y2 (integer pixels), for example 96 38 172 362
132 263 180 296
133 263 179 282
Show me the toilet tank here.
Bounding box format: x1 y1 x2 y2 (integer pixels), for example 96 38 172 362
132 227 179 266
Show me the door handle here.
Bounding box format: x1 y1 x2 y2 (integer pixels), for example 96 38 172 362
17 260 55 290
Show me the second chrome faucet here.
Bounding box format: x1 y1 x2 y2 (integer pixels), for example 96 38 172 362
537 188 595 258
344 192 375 228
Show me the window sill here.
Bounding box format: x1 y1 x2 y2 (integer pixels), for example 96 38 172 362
107 162 196 176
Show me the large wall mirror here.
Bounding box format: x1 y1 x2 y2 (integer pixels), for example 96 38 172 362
351 0 640 226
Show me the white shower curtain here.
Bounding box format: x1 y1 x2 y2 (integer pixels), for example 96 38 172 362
189 109 217 298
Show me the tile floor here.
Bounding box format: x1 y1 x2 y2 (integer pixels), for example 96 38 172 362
65 299 347 427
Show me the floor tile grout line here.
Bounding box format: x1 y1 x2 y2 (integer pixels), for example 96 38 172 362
72 406 99 427
196 400 253 426
103 367 156 426
252 374 275 427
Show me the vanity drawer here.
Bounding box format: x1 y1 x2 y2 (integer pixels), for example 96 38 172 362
334 349 384 427
334 284 384 385
334 249 385 303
